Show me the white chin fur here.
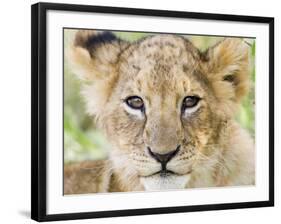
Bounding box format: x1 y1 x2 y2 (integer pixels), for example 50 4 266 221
140 174 191 191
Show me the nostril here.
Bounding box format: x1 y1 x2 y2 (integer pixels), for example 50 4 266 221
147 145 181 164
171 145 181 157
147 147 158 161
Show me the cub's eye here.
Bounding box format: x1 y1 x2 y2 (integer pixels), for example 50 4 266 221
125 96 144 110
182 96 200 110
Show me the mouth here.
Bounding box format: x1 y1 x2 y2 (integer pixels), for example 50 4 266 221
149 170 177 177
143 169 192 178
140 170 192 190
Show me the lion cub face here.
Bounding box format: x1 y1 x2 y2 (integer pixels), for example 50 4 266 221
70 31 250 190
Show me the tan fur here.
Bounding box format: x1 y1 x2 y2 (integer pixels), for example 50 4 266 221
64 30 254 194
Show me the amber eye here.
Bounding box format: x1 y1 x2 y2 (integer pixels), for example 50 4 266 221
125 96 144 110
182 96 200 111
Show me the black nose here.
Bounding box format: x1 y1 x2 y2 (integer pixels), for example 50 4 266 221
147 145 180 170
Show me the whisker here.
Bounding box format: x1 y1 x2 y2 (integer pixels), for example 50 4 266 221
196 151 227 171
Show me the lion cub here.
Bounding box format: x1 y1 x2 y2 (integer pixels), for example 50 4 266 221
64 30 254 194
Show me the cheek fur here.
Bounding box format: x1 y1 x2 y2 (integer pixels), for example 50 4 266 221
102 106 145 147
181 106 214 145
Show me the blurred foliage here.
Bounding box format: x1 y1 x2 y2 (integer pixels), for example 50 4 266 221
64 29 255 163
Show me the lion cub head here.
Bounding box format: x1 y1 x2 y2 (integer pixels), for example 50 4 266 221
70 30 250 190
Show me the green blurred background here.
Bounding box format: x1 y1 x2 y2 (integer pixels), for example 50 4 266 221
64 29 255 164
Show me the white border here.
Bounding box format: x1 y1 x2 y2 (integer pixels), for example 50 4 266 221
46 10 269 215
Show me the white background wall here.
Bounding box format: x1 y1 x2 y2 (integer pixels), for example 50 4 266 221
0 0 279 223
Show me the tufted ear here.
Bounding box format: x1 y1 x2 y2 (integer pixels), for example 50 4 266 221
68 30 129 117
203 38 251 114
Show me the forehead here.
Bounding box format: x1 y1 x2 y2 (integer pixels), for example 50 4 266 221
119 35 207 96
124 35 200 70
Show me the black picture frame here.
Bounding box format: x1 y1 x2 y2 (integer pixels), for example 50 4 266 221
31 2 274 222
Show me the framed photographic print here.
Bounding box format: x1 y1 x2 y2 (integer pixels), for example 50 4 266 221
31 2 274 222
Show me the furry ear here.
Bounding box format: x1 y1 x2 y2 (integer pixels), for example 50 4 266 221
69 30 129 81
203 38 251 112
68 30 129 117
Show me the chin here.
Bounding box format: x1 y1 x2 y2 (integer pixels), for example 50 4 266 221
140 173 191 191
